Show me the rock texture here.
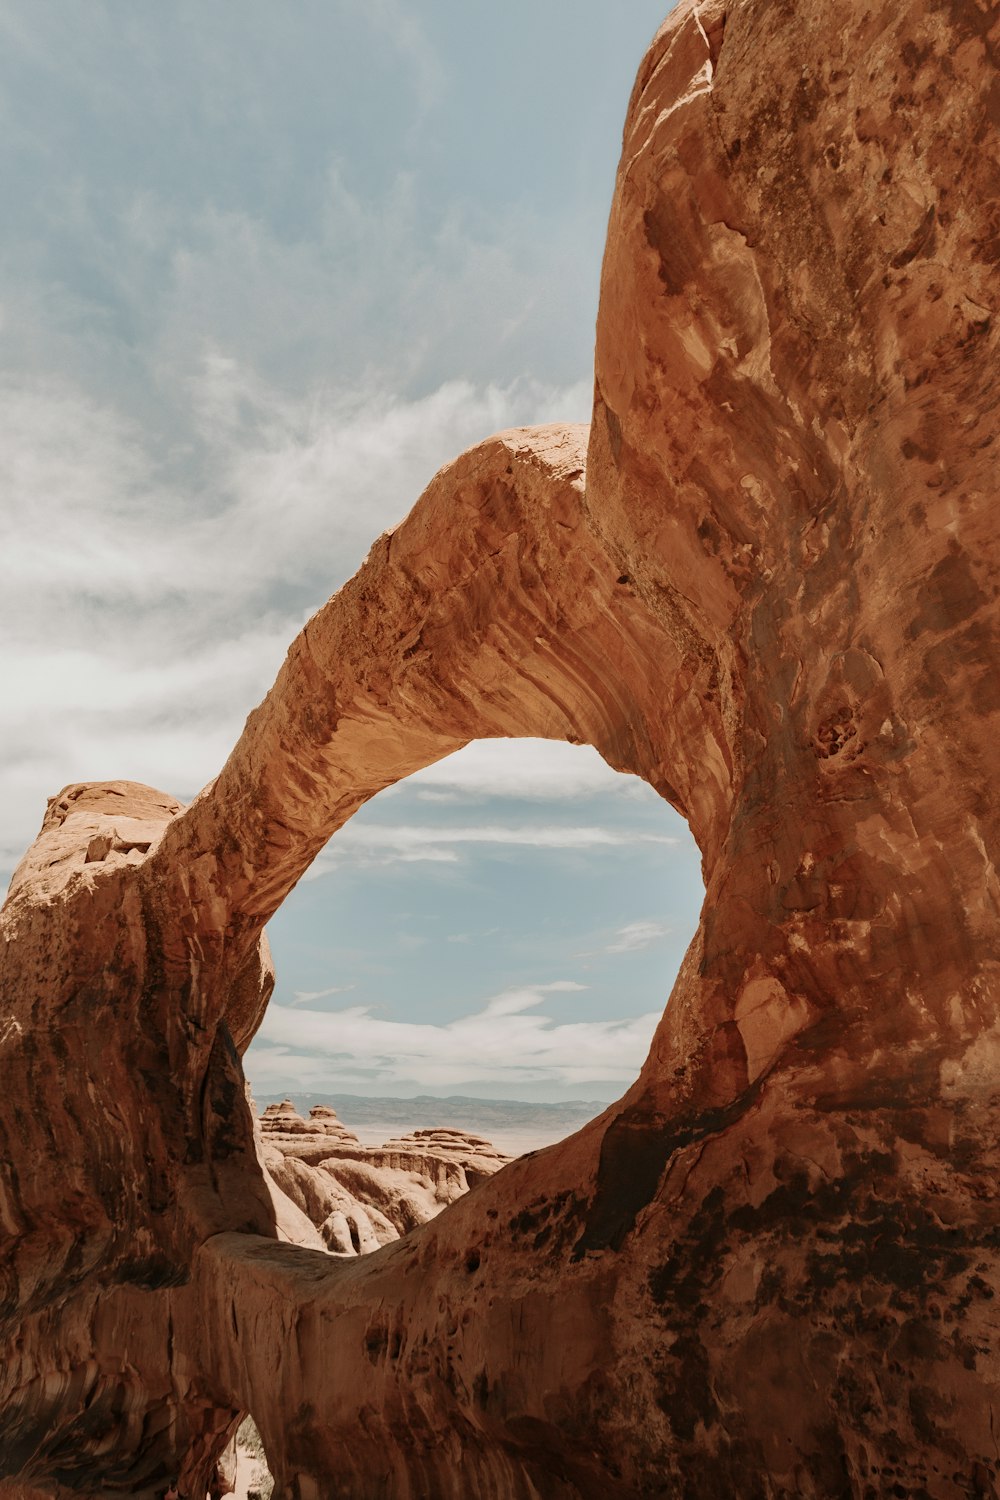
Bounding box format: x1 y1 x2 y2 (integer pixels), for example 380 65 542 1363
256 1102 510 1253
259 1100 363 1158
2 0 1000 1495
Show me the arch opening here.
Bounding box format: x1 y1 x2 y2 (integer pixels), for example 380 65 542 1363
245 737 703 1159
222 1415 274 1500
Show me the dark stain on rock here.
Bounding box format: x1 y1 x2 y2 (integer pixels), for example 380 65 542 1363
919 620 1000 714
901 435 937 462
604 402 623 463
906 543 987 640
364 1323 389 1362
574 1087 760 1258
655 1329 718 1443
811 1054 944 1112
508 1190 585 1255
202 1023 248 1161
644 199 702 296
893 205 941 270
115 1252 188 1291
649 1184 728 1314
697 514 723 556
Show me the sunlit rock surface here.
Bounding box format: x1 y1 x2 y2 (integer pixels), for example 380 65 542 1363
257 1102 511 1253
2 0 1000 1495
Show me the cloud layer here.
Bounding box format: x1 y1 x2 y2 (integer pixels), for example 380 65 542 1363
0 371 589 875
1 1 696 1105
249 983 659 1096
404 737 648 801
306 814 678 874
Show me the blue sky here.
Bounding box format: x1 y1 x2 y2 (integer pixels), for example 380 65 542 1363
0 0 701 1101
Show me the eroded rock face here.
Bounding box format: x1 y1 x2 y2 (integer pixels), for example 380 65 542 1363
256 1103 510 1254
259 1100 362 1153
2 0 1000 1496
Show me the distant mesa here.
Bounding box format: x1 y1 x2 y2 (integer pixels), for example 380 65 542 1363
258 1098 361 1145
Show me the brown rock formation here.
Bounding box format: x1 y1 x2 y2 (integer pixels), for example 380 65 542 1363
2 0 1000 1495
256 1103 510 1253
260 1146 396 1256
258 1100 362 1160
366 1128 512 1184
260 1101 359 1142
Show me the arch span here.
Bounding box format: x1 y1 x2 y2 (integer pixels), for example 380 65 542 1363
0 420 732 1497
148 422 731 1033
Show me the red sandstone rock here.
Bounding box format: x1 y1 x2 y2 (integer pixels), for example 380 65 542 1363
2 0 1000 1495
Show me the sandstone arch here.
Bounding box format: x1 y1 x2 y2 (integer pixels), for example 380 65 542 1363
3 0 1000 1494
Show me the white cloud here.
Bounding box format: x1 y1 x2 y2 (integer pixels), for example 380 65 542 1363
404 738 655 802
246 983 658 1093
0 362 584 620
304 822 679 876
0 369 588 880
290 984 356 1006
605 920 670 954
0 2 609 889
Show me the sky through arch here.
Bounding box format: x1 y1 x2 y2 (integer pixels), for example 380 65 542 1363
246 739 704 1103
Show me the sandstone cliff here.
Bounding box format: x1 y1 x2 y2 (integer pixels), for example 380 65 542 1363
2 0 999 1495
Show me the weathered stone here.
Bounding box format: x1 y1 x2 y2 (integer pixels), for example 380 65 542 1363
2 0 999 1494
259 1099 362 1152
256 1104 509 1254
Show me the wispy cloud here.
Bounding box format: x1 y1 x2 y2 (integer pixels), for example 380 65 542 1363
304 822 679 876
605 920 670 954
0 1 598 888
248 983 657 1094
362 0 445 118
403 737 653 802
0 371 588 880
290 984 356 1006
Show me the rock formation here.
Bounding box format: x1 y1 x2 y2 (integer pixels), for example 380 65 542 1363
256 1101 510 1253
258 1100 363 1156
2 0 999 1495
353 1128 511 1185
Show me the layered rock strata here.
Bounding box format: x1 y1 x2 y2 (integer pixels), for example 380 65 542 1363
257 1102 510 1253
2 0 1000 1495
258 1100 363 1162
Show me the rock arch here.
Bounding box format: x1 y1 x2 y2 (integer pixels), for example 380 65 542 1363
3 0 1000 1494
